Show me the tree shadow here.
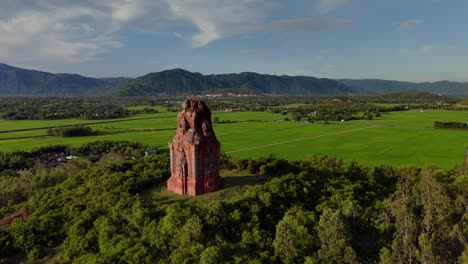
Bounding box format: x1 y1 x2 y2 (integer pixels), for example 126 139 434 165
96 127 175 136
0 135 49 140
95 130 132 135
220 174 259 190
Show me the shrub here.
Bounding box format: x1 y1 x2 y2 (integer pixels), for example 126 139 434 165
47 126 96 137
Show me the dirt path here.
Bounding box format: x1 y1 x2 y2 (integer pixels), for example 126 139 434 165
225 126 376 154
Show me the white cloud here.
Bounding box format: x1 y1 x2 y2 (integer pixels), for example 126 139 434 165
397 19 424 32
164 0 264 47
109 0 154 22
0 0 353 64
0 1 150 64
164 0 352 47
0 0 265 61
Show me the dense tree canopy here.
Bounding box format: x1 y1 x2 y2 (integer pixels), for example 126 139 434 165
0 141 466 263
0 97 157 120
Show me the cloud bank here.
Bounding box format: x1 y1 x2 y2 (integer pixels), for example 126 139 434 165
0 0 351 64
165 0 352 47
0 0 169 64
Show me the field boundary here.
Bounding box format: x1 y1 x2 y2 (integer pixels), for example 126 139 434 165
225 126 376 154
0 115 174 134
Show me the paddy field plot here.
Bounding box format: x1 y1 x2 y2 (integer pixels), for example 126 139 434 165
0 109 466 168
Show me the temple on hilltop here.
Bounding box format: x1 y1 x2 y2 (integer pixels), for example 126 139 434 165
167 99 222 196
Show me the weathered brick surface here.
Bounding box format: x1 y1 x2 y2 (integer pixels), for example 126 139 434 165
167 100 222 195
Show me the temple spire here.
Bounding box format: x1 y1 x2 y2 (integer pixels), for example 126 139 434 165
167 99 222 196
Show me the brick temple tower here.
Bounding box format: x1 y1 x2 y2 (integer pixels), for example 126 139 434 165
167 99 222 196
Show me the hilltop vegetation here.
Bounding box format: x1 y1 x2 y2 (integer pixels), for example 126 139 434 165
0 142 467 263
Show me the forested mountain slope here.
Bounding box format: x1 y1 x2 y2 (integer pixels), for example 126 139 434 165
1 63 468 96
338 79 468 96
114 69 353 96
0 63 130 95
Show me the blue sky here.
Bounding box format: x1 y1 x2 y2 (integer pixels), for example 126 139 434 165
0 0 467 82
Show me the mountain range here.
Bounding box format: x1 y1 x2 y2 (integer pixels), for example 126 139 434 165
0 63 130 95
117 68 351 96
337 79 468 96
0 63 467 96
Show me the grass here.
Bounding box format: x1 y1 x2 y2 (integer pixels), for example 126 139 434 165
0 112 177 132
124 105 169 112
0 109 466 169
268 103 305 109
361 109 468 127
142 170 266 204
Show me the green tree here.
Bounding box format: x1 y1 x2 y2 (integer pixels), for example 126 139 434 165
317 208 357 263
200 246 223 264
273 207 316 263
378 247 393 264
389 169 418 264
417 168 451 263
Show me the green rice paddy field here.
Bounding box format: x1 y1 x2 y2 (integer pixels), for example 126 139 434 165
0 109 467 169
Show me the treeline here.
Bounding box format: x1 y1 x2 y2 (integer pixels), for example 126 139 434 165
0 141 153 173
195 95 466 117
0 144 467 263
285 99 380 122
355 91 458 104
434 121 468 130
2 95 463 121
375 103 458 112
47 126 95 137
0 97 157 120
